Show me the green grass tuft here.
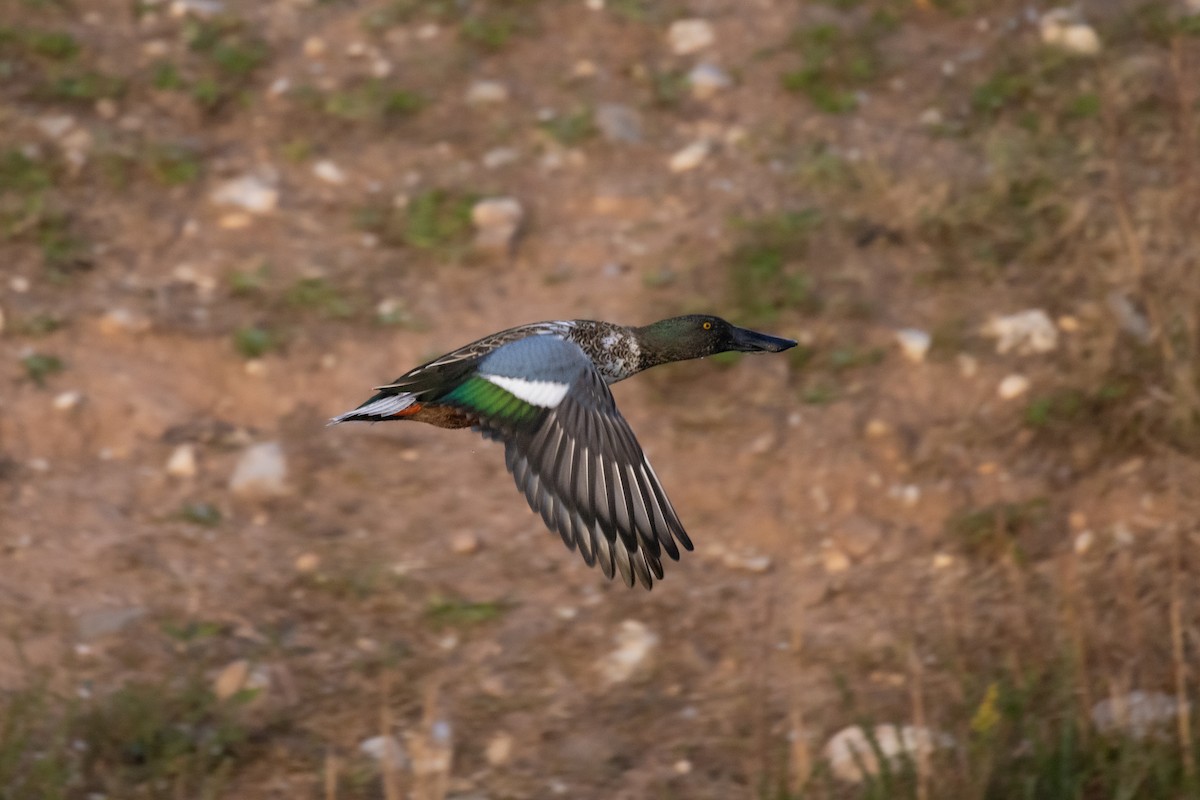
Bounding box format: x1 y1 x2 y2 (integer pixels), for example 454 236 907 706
727 209 823 325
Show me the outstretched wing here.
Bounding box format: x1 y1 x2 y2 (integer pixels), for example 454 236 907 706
444 335 693 589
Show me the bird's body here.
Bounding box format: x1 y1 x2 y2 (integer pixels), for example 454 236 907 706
330 315 796 589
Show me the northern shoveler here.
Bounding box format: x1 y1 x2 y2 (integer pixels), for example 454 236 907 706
330 315 796 589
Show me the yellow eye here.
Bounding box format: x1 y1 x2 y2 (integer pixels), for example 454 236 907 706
703 321 712 330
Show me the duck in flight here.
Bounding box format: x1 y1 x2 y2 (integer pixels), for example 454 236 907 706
330 315 796 589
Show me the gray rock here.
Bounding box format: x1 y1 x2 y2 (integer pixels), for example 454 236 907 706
598 620 658 685
77 607 145 641
982 309 1058 355
824 724 955 784
360 735 408 768
688 63 732 98
229 442 289 497
1092 691 1187 740
471 197 524 253
594 104 642 144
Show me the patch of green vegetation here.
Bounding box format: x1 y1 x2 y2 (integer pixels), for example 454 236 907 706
12 312 65 337
539 107 595 147
781 16 894 114
21 352 64 387
794 141 861 192
232 326 275 359
727 209 823 325
161 619 224 643
1023 384 1129 431
279 137 312 163
180 501 221 527
284 277 354 319
946 498 1050 560
144 142 203 186
361 0 456 32
358 189 475 255
77 679 255 795
0 149 54 194
828 345 884 372
151 60 185 90
425 597 510 627
34 70 126 102
25 29 78 60
648 68 688 108
297 80 424 122
461 10 520 50
0 681 77 798
302 565 403 601
405 189 475 250
228 262 269 296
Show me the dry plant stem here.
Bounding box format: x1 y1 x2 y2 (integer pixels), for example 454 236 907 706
907 642 930 800
754 591 776 789
324 751 338 800
1060 551 1092 744
787 585 811 793
1170 522 1195 778
380 671 401 800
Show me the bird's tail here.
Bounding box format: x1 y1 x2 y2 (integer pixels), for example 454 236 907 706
327 392 418 425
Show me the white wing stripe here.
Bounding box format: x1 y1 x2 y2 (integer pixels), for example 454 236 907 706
482 374 570 408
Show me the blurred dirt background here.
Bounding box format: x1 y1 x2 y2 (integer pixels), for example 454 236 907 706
3 0 1200 798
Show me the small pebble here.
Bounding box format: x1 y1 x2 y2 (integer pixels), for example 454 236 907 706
10 276 30 293
669 140 711 172
303 36 327 58
932 552 955 569
997 374 1030 400
213 659 250 700
1074 530 1094 554
53 390 82 411
598 620 659 686
822 546 850 574
451 532 480 555
360 736 408 768
918 107 943 126
668 18 715 55
482 147 520 169
312 159 346 184
471 197 524 253
983 309 1058 355
166 444 197 478
485 732 514 766
688 62 732 99
295 552 320 572
674 759 692 775
466 80 509 105
894 328 931 363
211 174 278 214
594 103 642 144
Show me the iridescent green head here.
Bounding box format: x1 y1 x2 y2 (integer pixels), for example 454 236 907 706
634 315 796 368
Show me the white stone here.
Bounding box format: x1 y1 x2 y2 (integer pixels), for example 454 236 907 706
471 196 524 252
957 353 978 378
170 0 223 17
669 140 711 172
982 309 1059 355
359 735 408 768
1040 9 1101 55
10 276 30 293
918 107 943 126
166 444 197 478
668 18 715 55
482 147 520 169
598 620 658 685
53 390 82 411
1073 530 1094 554
894 328 931 363
211 174 278 214
37 115 75 139
229 442 289 497
824 725 954 783
997 374 1031 400
312 159 346 184
1092 691 1187 740
466 80 509 105
688 62 732 99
